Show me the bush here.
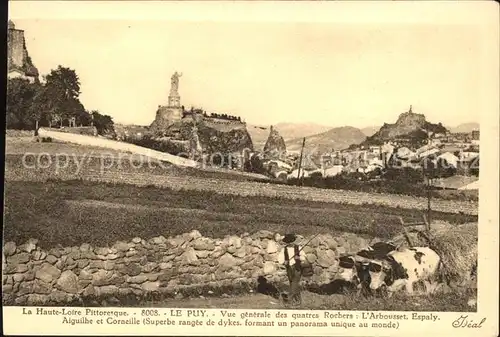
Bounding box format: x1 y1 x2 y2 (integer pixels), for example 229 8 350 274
384 167 423 184
244 153 267 175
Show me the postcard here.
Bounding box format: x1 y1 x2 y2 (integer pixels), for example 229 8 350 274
3 1 499 336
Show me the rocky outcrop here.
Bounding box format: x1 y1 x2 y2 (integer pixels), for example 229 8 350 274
196 122 253 156
263 126 286 159
2 231 377 306
161 118 254 159
363 106 448 147
149 107 183 136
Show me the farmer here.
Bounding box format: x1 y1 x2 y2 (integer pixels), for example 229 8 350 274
279 233 306 305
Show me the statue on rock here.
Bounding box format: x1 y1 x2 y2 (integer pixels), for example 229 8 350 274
170 72 182 94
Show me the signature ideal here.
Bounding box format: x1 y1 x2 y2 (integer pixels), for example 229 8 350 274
452 315 486 328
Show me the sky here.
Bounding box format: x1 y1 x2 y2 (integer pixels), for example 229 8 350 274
9 1 499 129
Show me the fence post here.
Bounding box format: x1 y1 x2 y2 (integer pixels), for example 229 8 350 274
297 137 306 186
423 214 430 232
399 217 414 247
427 176 432 226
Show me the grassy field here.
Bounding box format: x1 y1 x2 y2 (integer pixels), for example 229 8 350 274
4 179 477 248
5 137 269 181
5 153 264 181
5 137 126 156
6 137 479 198
5 138 479 214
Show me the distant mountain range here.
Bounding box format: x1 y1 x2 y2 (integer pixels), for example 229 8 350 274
246 118 480 154
115 118 478 155
448 122 479 134
286 126 367 153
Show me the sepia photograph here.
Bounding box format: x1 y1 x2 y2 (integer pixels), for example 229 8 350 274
2 1 498 336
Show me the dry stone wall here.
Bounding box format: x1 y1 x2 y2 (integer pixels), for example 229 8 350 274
2 230 377 306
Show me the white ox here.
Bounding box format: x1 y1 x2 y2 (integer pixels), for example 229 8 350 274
337 241 398 285
364 247 442 296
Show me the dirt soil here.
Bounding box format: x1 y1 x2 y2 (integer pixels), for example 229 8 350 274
141 290 476 312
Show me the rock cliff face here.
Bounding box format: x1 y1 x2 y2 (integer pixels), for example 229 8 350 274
263 126 286 159
377 111 427 139
149 107 183 136
163 117 254 158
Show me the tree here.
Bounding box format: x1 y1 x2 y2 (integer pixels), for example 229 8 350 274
74 109 92 126
90 110 115 136
6 65 112 132
435 157 457 178
32 84 59 128
45 66 81 100
42 66 86 126
6 78 41 129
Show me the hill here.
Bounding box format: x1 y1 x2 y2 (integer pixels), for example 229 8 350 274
286 126 367 153
362 107 448 148
247 122 333 151
361 126 380 137
449 122 479 134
